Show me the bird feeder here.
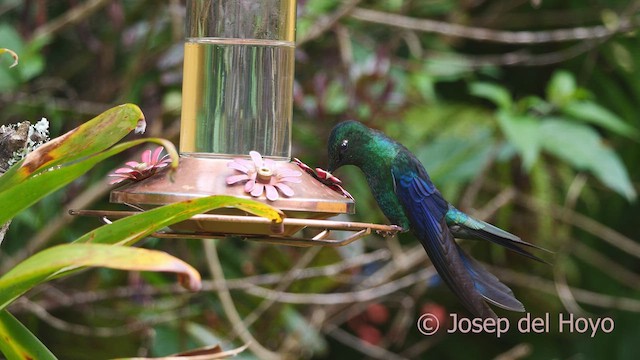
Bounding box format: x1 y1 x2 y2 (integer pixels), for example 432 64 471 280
72 0 399 245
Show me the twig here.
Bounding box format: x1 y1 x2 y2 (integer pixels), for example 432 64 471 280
511 188 640 258
564 173 588 211
203 240 282 360
9 249 391 313
376 295 414 351
0 92 112 116
324 324 409 360
470 187 517 222
493 266 640 312
573 241 640 288
459 146 499 211
335 24 353 68
399 36 605 69
243 268 437 305
493 343 532 360
297 0 362 46
350 7 638 44
359 243 426 288
553 256 586 315
19 298 198 337
31 0 112 41
241 246 321 330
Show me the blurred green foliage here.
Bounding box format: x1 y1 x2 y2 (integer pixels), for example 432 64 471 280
1 0 639 359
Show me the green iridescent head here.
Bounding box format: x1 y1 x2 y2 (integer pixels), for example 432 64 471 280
327 120 377 172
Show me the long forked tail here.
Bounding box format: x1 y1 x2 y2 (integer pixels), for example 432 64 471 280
457 243 525 312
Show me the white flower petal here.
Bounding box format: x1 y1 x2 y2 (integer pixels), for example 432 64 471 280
265 185 279 201
251 183 265 197
244 180 256 192
280 177 302 184
237 159 255 168
228 161 250 173
250 151 263 168
278 168 302 177
274 183 294 197
226 174 250 184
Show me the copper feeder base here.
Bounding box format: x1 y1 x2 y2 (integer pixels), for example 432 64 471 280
72 156 400 245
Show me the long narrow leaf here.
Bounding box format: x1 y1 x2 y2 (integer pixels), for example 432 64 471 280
75 195 284 247
0 138 178 225
0 309 57 360
0 244 202 310
0 194 282 310
0 103 145 192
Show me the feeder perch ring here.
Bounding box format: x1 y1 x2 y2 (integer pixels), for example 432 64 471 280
69 209 402 247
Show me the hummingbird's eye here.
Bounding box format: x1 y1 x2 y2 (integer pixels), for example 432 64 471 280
340 139 349 153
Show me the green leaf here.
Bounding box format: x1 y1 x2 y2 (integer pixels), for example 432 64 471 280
0 104 146 192
0 244 202 310
74 195 284 247
547 70 576 106
497 111 541 169
610 41 634 72
0 137 177 225
470 82 512 109
324 80 349 114
562 101 639 140
423 56 473 81
593 148 637 202
0 310 57 360
0 24 46 92
539 119 636 201
0 194 282 308
416 128 494 184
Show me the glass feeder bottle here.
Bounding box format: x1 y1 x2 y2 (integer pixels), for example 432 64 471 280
180 0 296 160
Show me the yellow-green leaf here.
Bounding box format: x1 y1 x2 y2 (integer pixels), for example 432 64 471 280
0 244 201 310
0 138 178 225
0 194 282 310
0 103 146 192
75 195 284 247
0 310 57 360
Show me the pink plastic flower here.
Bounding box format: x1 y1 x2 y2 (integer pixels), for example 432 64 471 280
293 158 354 200
227 151 302 201
108 147 171 184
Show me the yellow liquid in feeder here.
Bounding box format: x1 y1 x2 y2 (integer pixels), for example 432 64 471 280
180 38 295 159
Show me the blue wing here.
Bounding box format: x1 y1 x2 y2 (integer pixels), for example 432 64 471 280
391 152 523 317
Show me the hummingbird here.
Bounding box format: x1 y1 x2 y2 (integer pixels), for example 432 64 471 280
327 120 547 319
